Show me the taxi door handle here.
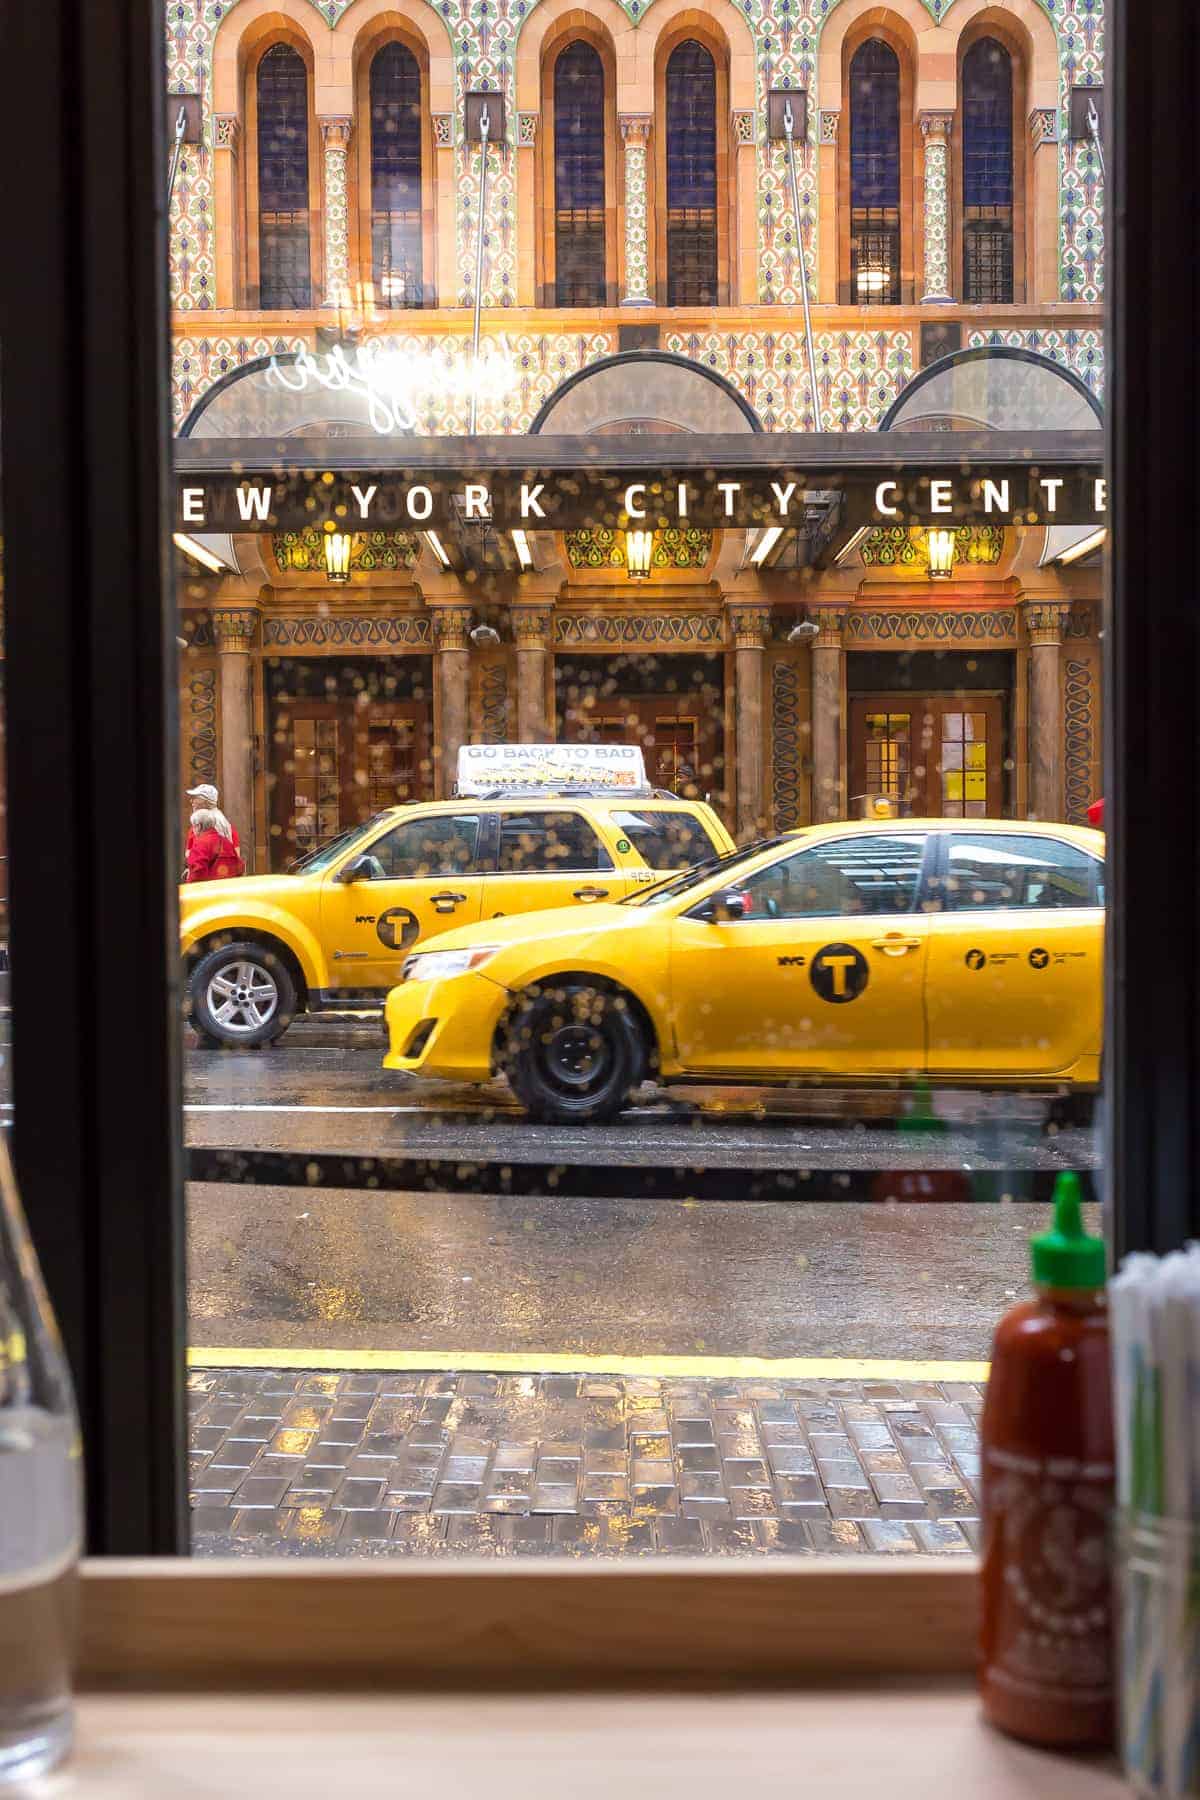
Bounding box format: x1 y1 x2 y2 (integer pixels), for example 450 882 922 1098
430 891 466 911
573 886 610 901
871 933 922 955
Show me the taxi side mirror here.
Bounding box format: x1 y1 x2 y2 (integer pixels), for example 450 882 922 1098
336 855 376 884
693 888 752 923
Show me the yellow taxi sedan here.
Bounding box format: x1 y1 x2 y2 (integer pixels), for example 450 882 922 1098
383 818 1104 1122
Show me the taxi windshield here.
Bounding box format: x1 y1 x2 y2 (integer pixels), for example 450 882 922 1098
287 813 393 875
623 838 788 905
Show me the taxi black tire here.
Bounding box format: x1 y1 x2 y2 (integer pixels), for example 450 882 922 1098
188 939 296 1050
504 981 642 1125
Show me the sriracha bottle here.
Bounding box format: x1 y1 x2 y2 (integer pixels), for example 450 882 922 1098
979 1171 1114 1748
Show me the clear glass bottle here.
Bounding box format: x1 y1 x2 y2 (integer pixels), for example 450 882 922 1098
0 1136 82 1783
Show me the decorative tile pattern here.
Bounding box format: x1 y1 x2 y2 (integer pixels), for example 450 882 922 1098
965 326 1105 400
172 333 310 426
565 526 713 570
555 614 725 646
186 667 218 782
919 116 953 303
321 119 353 311
619 117 653 304
770 660 804 832
859 525 1004 568
262 616 433 648
844 609 1018 643
271 530 417 573
1064 655 1095 824
432 113 454 149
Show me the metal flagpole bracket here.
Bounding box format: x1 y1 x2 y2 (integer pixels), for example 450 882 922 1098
768 88 822 432
166 92 200 204
464 92 505 436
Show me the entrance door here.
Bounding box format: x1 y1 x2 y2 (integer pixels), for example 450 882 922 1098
669 832 931 1076
585 699 703 796
849 695 1003 817
271 694 431 867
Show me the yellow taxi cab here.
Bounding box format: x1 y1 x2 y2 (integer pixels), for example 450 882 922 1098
382 817 1105 1122
180 756 733 1047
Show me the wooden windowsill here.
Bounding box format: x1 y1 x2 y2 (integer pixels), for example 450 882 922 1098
63 1689 1124 1796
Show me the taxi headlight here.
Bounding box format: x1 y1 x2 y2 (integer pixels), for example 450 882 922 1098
401 945 499 983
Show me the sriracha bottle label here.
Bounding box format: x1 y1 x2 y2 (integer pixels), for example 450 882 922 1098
982 1445 1114 1709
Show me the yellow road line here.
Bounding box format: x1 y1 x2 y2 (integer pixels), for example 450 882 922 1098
188 1346 988 1382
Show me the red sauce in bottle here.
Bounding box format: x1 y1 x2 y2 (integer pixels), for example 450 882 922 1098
979 1172 1114 1748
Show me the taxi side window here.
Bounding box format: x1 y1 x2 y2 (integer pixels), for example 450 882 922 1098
738 835 926 919
609 810 720 870
496 810 614 874
365 815 482 879
944 834 1101 910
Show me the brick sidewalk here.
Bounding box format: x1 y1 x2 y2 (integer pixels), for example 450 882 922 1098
189 1367 982 1557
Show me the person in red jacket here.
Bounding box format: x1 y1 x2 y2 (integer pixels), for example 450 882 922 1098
185 783 245 881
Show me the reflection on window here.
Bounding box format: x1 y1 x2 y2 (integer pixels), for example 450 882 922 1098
554 42 606 307
849 38 901 305
257 44 311 309
497 810 613 873
610 809 720 869
940 711 989 816
291 717 340 851
666 40 718 306
370 815 481 879
864 712 911 803
944 834 1101 910
370 42 423 308
739 834 926 918
962 37 1014 304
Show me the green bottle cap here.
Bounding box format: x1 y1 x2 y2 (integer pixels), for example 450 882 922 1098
1030 1171 1106 1289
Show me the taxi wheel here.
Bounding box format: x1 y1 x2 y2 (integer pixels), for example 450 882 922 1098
505 982 642 1125
189 940 296 1049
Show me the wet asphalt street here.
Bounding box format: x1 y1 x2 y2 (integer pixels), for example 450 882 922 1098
185 1026 1101 1364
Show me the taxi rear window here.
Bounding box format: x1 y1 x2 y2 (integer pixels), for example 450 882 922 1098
610 809 722 870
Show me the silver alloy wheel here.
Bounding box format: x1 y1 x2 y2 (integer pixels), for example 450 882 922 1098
207 959 280 1034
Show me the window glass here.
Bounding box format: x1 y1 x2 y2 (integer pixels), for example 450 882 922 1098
554 41 606 307
849 38 901 304
737 835 926 919
370 42 423 307
665 40 717 305
943 834 1100 911
256 43 311 308
366 814 482 879
496 810 613 873
962 36 1014 304
610 808 720 869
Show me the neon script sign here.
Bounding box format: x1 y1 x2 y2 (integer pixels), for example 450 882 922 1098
267 339 521 435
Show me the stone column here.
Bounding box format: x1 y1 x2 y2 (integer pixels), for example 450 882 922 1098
810 609 846 823
1029 108 1061 303
729 606 771 842
320 117 353 309
433 606 472 797
619 116 653 305
211 116 240 308
516 112 538 306
1023 599 1070 820
817 111 840 304
212 608 259 869
919 113 954 304
512 606 553 742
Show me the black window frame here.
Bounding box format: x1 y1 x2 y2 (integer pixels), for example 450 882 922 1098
961 35 1015 305
553 39 607 309
848 37 902 307
664 38 719 308
369 39 425 310
255 42 313 310
0 0 1192 1554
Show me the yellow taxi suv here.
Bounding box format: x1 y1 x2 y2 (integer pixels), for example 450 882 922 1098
180 791 733 1048
383 819 1105 1123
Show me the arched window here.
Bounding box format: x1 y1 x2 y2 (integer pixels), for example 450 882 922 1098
849 38 901 305
256 43 311 309
665 40 717 306
962 37 1014 303
370 42 424 308
553 42 606 307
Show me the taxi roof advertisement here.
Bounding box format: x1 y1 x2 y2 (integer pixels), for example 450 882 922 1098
455 744 649 796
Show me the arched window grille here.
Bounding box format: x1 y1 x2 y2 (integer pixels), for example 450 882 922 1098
665 40 718 306
370 42 424 308
553 42 606 308
962 37 1014 303
257 43 311 309
849 38 901 305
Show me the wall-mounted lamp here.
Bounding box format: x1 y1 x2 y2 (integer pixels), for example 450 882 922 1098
925 527 956 580
470 623 502 646
323 528 353 583
625 529 654 580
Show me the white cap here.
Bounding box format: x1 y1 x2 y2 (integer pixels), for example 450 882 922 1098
186 783 219 806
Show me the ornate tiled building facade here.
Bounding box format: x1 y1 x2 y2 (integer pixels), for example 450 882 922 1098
166 0 1104 428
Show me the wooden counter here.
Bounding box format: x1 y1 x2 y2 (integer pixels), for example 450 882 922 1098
58 1689 1124 1796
